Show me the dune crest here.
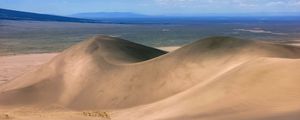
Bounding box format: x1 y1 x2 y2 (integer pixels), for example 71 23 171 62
1 36 300 120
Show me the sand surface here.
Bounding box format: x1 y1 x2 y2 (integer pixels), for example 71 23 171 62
1 36 300 120
0 53 58 84
0 47 178 85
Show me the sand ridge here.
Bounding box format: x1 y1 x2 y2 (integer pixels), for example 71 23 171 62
1 36 300 120
0 47 176 85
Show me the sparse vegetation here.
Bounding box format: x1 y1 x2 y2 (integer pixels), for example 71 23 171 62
82 111 111 119
0 114 10 119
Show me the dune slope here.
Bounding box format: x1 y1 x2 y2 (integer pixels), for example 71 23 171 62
1 36 300 120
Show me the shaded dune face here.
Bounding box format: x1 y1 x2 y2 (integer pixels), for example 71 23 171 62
85 36 168 64
1 36 300 120
0 36 168 109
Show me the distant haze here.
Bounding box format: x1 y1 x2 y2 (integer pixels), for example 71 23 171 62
0 0 300 16
71 12 150 19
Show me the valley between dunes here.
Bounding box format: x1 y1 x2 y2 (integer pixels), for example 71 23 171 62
1 36 300 120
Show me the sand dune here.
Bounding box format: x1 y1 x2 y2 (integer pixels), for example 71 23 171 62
1 36 300 120
0 46 175 85
0 53 58 84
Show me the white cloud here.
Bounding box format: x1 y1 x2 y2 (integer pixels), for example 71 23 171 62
153 0 300 13
292 0 300 6
266 1 285 6
231 0 257 7
154 0 257 7
154 0 196 8
155 0 194 4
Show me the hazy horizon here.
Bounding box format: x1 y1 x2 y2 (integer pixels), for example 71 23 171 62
1 0 300 16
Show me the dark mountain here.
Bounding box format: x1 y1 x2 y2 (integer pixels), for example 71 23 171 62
0 8 99 23
71 12 150 19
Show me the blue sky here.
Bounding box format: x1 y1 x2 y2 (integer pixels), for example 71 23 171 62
0 0 300 16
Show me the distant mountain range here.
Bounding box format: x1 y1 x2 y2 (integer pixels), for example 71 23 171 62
1 8 300 24
0 8 154 23
0 8 98 23
71 12 151 19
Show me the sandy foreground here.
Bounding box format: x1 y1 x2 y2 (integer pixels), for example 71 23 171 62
0 44 179 119
1 36 300 120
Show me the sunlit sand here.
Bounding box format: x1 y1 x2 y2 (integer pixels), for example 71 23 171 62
1 36 300 120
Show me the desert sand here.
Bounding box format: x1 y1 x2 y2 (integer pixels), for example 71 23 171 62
0 47 177 85
1 36 300 120
0 53 58 85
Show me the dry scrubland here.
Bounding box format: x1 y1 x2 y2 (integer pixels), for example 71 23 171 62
1 36 300 120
